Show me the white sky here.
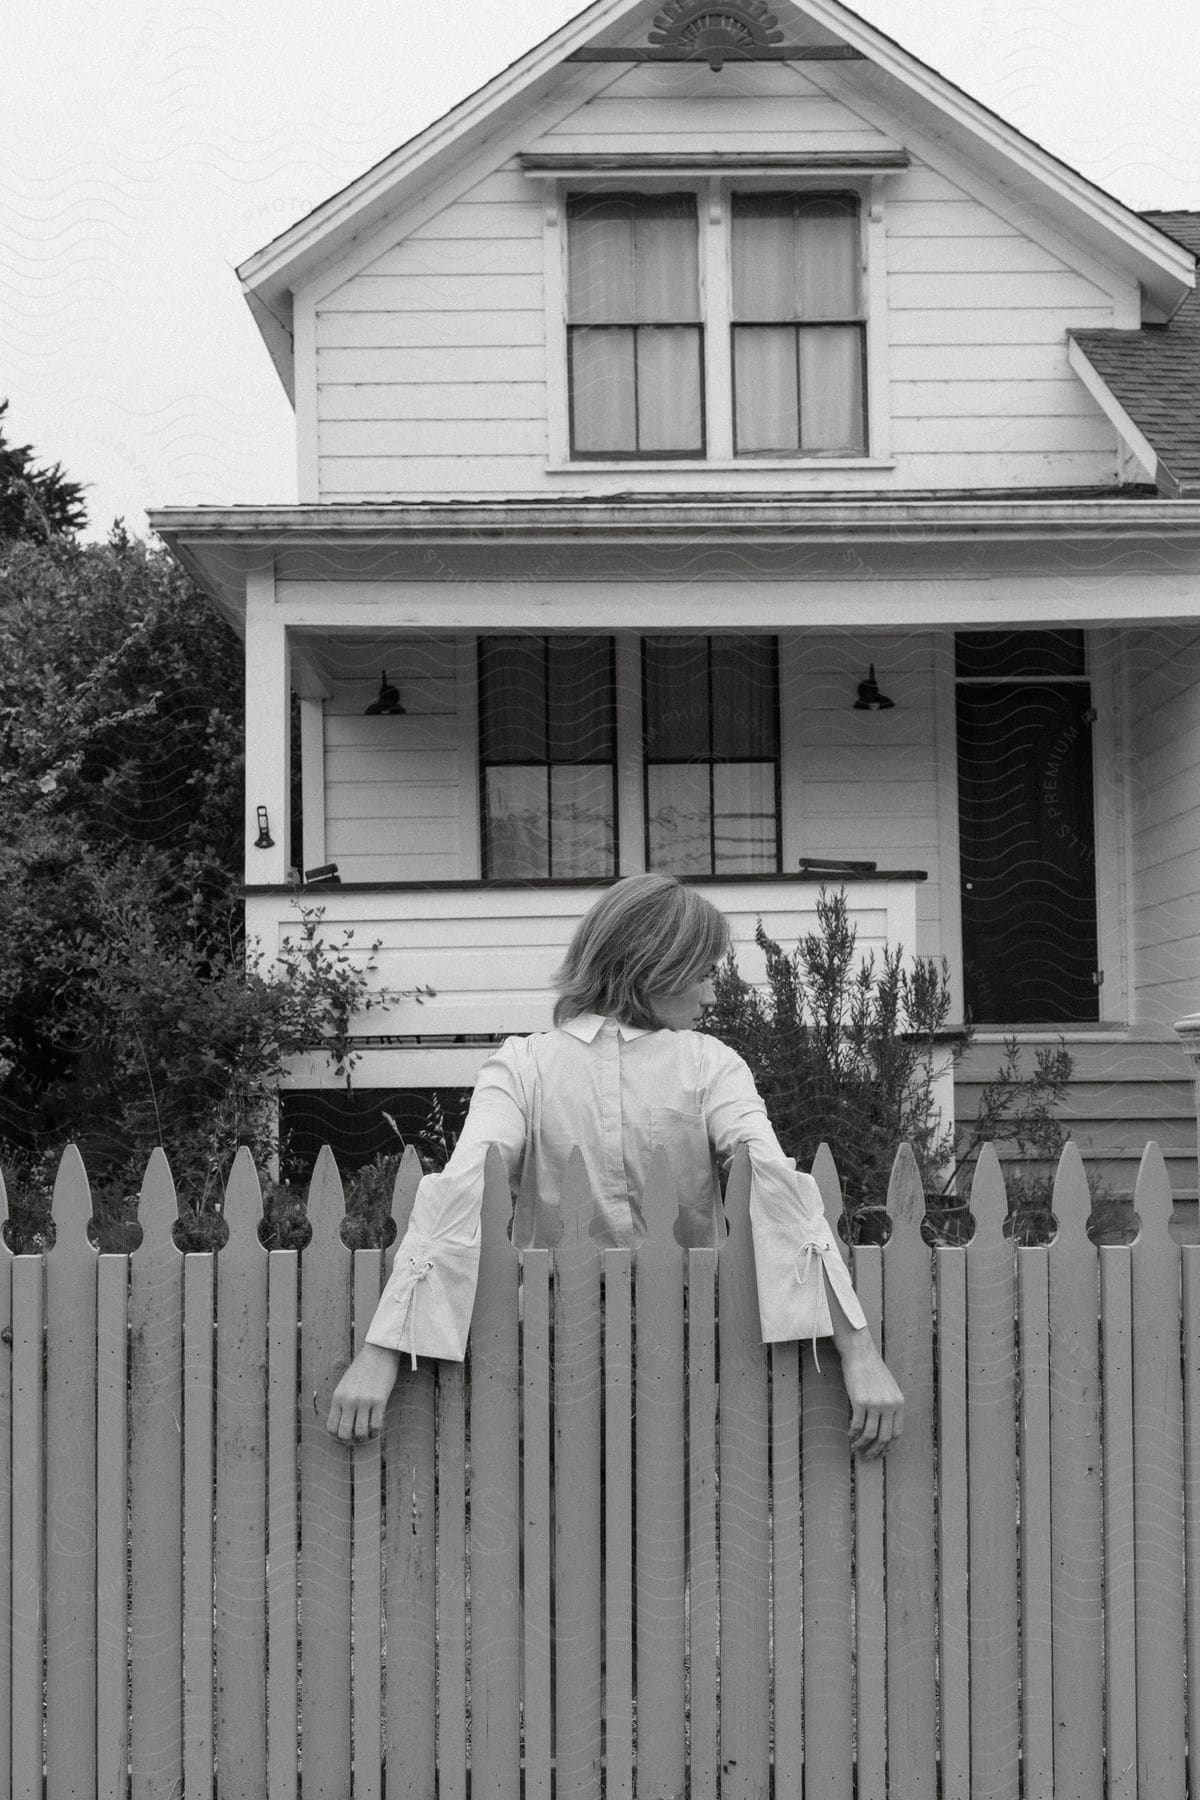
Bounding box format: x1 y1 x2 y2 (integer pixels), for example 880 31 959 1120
4 0 1200 540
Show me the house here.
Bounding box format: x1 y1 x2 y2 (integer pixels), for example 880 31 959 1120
151 0 1200 1199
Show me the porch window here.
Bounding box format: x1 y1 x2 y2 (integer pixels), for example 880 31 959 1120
731 193 866 455
479 635 617 880
567 193 704 458
642 635 780 875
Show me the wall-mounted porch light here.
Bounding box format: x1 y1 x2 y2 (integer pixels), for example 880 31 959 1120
364 669 405 715
254 805 275 849
853 665 895 711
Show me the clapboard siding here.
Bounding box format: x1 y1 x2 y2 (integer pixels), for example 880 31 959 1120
1127 629 1200 1032
312 65 1123 499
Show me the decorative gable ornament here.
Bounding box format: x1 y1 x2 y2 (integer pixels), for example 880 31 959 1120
647 1 786 70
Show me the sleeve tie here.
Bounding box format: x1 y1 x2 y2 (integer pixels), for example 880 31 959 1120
395 1255 436 1370
796 1237 829 1373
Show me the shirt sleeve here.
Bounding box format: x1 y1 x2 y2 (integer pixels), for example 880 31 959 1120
364 1037 530 1366
700 1039 869 1352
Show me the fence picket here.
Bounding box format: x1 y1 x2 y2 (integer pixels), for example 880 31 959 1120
1183 1237 1200 1798
11 1225 44 1800
182 1240 215 1800
1017 1230 1053 1800
267 1243 299 1800
352 1244 385 1800
635 1148 688 1799
718 1144 771 1800
382 1146 438 1800
299 1146 354 1799
96 1243 130 1800
0 1171 11 1800
1101 1214 1138 1800
522 1248 554 1800
471 1144 523 1800
935 1232 970 1800
884 1143 938 1800
1047 1141 1103 1800
801 1145 854 1800
1131 1142 1187 1798
850 1242 886 1800
215 1147 269 1800
686 1246 718 1800
554 1147 603 1800
128 1149 184 1800
45 1145 97 1800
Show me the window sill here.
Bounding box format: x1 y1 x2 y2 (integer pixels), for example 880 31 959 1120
548 458 897 474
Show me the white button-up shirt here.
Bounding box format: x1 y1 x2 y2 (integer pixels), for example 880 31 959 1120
365 1013 868 1366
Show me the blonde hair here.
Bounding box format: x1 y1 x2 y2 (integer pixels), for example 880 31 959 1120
552 874 730 1030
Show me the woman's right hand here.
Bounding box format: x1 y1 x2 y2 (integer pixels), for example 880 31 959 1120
327 1342 401 1443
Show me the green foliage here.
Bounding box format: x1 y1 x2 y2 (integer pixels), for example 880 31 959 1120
702 888 1074 1242
0 399 87 543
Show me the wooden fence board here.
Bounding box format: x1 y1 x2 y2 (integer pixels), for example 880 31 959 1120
1183 1244 1200 1798
11 1247 44 1800
267 1249 300 1800
934 1242 969 1800
966 1146 1020 1800
215 1148 268 1800
718 1145 771 1800
850 1246 886 1800
0 1172 12 1800
883 1144 938 1800
1047 1143 1104 1800
1017 1247 1054 1800
521 1250 553 1800
686 1248 718 1800
635 1149 687 1800
96 1252 130 1800
802 1146 854 1800
352 1248 385 1800
553 1148 603 1800
45 1145 97 1800
1131 1143 1187 1799
128 1149 184 1800
381 1148 437 1800
603 1250 635 1800
299 1147 354 1799
1100 1242 1137 1800
182 1249 215 1800
470 1145 522 1800
770 1338 803 1800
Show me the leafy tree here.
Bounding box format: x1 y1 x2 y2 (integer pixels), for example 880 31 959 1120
0 399 87 542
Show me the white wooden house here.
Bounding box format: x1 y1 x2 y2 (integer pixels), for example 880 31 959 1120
151 0 1200 1196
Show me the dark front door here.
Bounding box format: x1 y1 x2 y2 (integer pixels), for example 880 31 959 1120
957 678 1099 1024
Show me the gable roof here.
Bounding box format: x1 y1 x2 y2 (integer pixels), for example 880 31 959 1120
236 0 1194 399
1071 214 1200 499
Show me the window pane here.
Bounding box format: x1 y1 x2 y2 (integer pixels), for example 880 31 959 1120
713 762 777 872
643 636 710 759
479 637 546 761
570 327 637 453
485 766 549 879
799 326 865 452
634 200 699 320
732 195 795 317
547 636 615 762
733 326 798 452
647 763 711 874
955 630 1087 679
712 636 778 759
567 200 634 321
550 765 615 877
637 327 704 452
796 198 860 317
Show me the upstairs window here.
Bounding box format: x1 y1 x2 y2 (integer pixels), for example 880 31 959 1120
642 634 780 875
567 193 705 459
731 192 866 456
479 635 617 880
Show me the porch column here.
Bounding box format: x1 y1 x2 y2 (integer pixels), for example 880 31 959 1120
1173 1013 1200 1197
243 560 291 884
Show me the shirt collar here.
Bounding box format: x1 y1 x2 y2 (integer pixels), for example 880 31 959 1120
560 1011 652 1043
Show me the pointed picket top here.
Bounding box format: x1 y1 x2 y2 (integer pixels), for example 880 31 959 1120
560 1145 594 1249
390 1144 425 1242
1132 1140 1172 1243
222 1146 265 1254
640 1142 687 1248
481 1142 521 1251
968 1143 1009 1246
1050 1140 1091 1244
306 1145 346 1257
138 1146 181 1257
50 1143 92 1245
886 1141 926 1234
811 1142 845 1238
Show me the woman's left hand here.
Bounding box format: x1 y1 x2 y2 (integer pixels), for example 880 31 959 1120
839 1340 904 1459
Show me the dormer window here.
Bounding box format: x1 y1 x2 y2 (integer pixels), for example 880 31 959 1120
566 193 705 458
730 192 867 455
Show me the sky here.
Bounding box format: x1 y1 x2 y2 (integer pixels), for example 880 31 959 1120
4 0 1200 541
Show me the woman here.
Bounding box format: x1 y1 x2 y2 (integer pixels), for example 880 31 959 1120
327 873 903 1455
